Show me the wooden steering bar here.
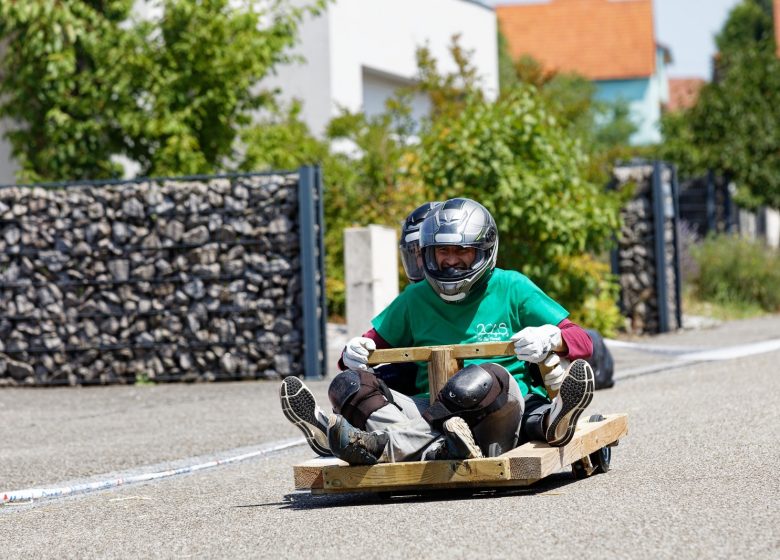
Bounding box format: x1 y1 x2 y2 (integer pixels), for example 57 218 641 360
366 341 557 404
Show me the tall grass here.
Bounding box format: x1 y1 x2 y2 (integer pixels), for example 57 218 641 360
690 235 780 313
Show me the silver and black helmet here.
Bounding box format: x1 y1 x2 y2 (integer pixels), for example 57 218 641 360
419 198 498 302
399 202 441 283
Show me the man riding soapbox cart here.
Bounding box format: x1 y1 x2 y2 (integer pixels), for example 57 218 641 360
280 199 627 496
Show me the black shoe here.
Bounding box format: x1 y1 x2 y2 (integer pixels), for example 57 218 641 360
279 376 331 457
327 415 389 465
438 416 483 460
545 359 594 447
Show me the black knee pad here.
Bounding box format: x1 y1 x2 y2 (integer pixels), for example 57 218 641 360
328 369 392 430
424 363 510 428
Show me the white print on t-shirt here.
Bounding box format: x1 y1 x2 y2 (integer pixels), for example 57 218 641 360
474 322 509 342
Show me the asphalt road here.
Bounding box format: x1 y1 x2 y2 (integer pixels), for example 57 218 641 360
2 315 779 559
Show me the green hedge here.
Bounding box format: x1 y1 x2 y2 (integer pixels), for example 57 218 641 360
691 235 780 312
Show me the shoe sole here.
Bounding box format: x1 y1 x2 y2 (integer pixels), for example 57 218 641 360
279 376 331 457
443 417 484 459
546 360 594 447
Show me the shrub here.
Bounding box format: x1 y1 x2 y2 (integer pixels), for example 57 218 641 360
418 88 623 334
691 235 780 312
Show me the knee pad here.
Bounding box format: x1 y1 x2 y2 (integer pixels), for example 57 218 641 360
424 363 521 456
423 363 510 427
328 369 393 430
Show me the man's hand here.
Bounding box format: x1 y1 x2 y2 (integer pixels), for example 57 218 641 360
510 324 562 363
342 336 376 371
541 353 566 393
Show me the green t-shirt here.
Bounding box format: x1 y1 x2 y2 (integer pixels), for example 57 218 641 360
372 268 568 399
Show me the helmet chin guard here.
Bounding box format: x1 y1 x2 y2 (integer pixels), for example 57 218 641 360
419 198 498 303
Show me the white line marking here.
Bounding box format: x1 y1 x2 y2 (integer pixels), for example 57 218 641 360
605 339 704 355
614 338 780 380
675 339 780 361
2 437 306 507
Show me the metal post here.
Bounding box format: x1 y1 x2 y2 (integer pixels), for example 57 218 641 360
706 169 716 234
670 164 683 330
315 166 328 378
652 160 669 333
723 176 735 233
298 166 323 379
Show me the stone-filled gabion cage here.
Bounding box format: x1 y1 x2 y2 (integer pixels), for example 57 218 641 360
612 161 682 335
0 168 327 386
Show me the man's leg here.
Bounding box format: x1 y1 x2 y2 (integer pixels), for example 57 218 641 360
328 369 483 464
328 369 446 463
279 376 331 456
470 367 524 457
522 359 594 447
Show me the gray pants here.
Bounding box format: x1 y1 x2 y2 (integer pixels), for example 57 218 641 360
365 378 524 463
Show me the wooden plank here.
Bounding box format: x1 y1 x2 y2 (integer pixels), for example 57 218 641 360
367 341 515 365
428 347 459 403
292 413 628 493
293 457 346 490
322 458 509 491
503 414 629 479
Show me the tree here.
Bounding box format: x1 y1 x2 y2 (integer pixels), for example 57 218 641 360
418 86 623 334
0 0 324 182
660 0 780 209
0 1 134 181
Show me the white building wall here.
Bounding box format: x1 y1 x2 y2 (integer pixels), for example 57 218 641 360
260 0 333 136
268 0 497 136
0 120 18 185
328 0 497 117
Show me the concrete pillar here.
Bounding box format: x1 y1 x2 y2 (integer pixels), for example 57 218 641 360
344 225 399 339
763 207 779 248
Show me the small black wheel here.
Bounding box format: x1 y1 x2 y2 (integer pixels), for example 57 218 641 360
586 413 611 474
590 445 611 474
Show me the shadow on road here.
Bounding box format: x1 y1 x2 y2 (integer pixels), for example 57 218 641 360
233 471 583 510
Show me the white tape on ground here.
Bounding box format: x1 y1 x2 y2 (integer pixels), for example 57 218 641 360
675 338 780 361
2 437 305 506
605 339 704 355
614 338 780 380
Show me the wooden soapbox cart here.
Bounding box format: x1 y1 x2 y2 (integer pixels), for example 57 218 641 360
293 342 627 495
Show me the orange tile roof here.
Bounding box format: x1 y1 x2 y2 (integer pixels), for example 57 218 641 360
496 0 657 81
666 78 705 111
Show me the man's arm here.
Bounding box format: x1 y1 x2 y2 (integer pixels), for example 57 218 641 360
337 328 393 371
556 318 593 360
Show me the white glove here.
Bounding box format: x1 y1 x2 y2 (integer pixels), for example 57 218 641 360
510 324 562 364
541 353 566 393
342 336 376 371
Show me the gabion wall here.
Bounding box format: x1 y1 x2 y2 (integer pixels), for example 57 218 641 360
614 164 681 334
0 173 312 386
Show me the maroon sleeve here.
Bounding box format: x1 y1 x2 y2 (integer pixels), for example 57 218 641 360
337 328 393 371
556 318 593 360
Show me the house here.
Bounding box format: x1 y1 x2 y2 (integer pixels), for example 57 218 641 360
496 0 669 145
264 0 499 137
666 78 705 112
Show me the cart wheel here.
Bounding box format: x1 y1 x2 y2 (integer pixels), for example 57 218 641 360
587 414 611 474
590 445 611 474
571 414 612 479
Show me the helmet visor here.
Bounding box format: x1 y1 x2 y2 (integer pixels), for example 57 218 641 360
422 246 489 281
400 243 425 282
